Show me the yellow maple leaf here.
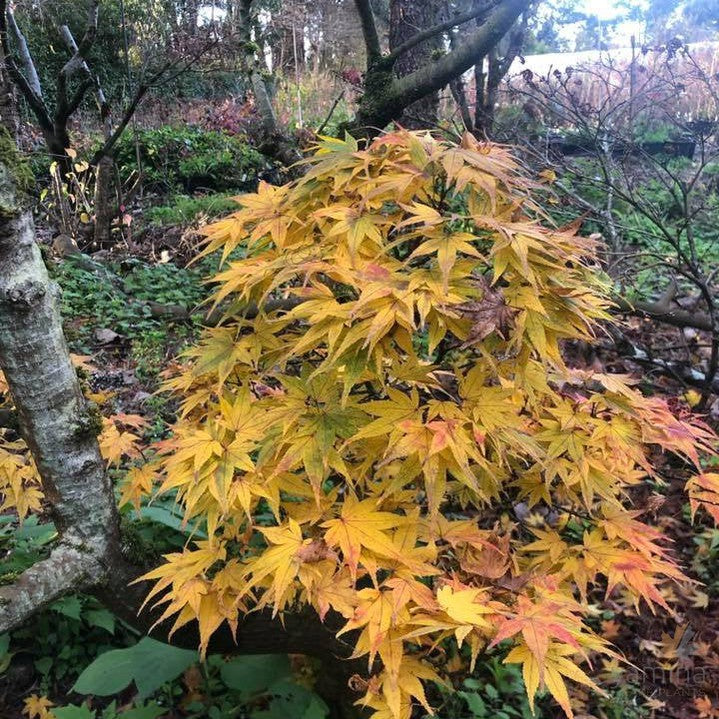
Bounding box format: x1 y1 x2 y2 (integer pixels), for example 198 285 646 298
23 694 55 719
322 497 405 580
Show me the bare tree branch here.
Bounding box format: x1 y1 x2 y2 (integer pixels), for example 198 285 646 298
55 0 100 124
58 23 108 116
57 77 94 125
2 55 52 131
1 6 52 132
613 296 712 332
5 5 41 98
609 325 719 393
317 90 346 134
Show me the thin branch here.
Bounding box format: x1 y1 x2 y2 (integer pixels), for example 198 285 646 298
90 82 152 164
90 35 220 164
613 295 712 332
55 0 100 124
59 24 108 115
317 90 345 135
57 77 94 126
608 326 719 394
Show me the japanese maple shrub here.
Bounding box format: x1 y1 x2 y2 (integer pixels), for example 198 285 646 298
124 131 719 719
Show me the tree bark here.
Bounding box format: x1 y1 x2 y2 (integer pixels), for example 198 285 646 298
0 59 18 137
5 7 42 99
476 47 501 134
98 560 365 719
183 0 199 37
93 153 114 246
473 17 526 137
57 21 116 247
238 0 301 169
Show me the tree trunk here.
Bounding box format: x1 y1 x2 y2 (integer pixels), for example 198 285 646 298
42 123 73 175
475 47 502 136
0 127 119 625
474 18 526 137
238 0 301 169
447 23 473 132
183 0 199 37
389 0 441 129
0 63 19 138
93 154 114 247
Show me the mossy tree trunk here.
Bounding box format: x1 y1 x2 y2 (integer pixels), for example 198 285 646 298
0 59 19 137
237 0 302 169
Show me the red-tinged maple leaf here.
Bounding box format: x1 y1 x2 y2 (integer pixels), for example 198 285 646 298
384 576 438 613
489 594 582 668
687 472 719 524
459 532 511 579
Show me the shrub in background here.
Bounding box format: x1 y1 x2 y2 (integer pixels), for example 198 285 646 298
113 126 268 193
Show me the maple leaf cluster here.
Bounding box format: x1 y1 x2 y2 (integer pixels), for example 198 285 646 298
0 371 43 521
129 131 719 718
0 354 148 521
9 130 715 719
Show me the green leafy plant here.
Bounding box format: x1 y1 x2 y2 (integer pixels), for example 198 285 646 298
8 594 128 685
54 257 203 353
690 528 719 596
71 646 328 719
449 660 538 719
113 127 268 193
0 514 57 581
72 638 197 699
143 193 240 227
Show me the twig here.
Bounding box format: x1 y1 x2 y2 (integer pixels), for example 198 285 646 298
317 90 345 135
